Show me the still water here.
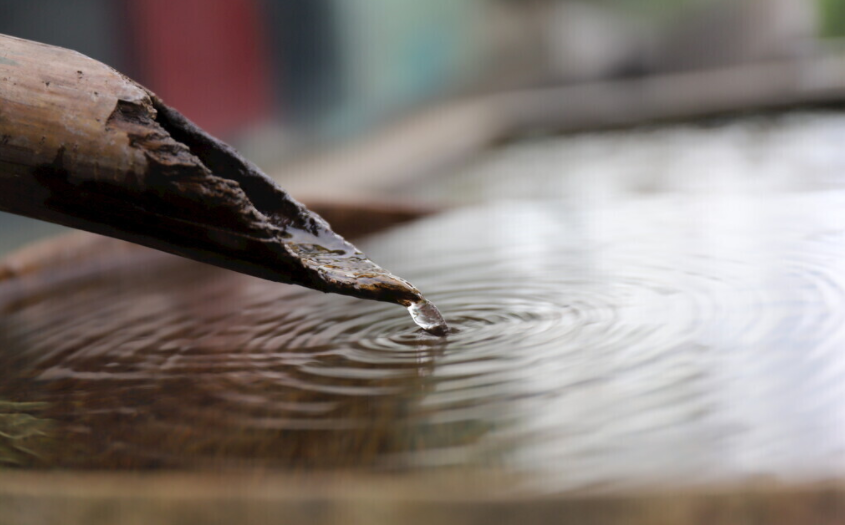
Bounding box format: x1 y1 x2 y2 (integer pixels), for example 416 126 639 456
2 112 845 491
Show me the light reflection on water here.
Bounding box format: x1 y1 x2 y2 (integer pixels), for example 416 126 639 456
3 112 845 491
405 112 845 207
363 194 845 489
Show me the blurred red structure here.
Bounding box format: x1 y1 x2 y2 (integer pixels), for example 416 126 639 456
125 0 273 136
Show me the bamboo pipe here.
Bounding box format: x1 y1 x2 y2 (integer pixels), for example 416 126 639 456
0 33 444 327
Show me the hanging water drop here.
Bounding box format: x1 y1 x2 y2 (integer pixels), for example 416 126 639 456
408 298 449 336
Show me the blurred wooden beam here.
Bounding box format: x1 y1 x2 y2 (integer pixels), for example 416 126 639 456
0 470 844 525
279 54 845 200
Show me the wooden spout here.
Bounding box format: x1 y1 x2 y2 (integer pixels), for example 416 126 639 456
0 33 442 320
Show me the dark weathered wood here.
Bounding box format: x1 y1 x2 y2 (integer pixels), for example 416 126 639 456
0 33 429 308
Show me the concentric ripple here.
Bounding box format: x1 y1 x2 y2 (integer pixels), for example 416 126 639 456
2 193 845 490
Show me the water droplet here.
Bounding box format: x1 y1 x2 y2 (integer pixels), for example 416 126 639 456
408 299 449 336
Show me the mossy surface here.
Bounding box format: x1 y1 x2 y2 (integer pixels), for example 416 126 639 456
0 401 53 468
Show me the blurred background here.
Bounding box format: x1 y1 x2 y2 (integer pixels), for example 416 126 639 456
1 0 840 252
6 2 845 516
0 0 827 139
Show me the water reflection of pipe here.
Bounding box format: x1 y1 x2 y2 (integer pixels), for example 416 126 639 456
0 238 482 469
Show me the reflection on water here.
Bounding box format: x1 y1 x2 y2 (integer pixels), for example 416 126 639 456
364 194 845 490
3 113 845 491
0 253 461 470
407 112 845 206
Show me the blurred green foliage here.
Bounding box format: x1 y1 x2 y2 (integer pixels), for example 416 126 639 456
820 0 845 37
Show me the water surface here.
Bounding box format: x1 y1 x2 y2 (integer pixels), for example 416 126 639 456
3 112 845 492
